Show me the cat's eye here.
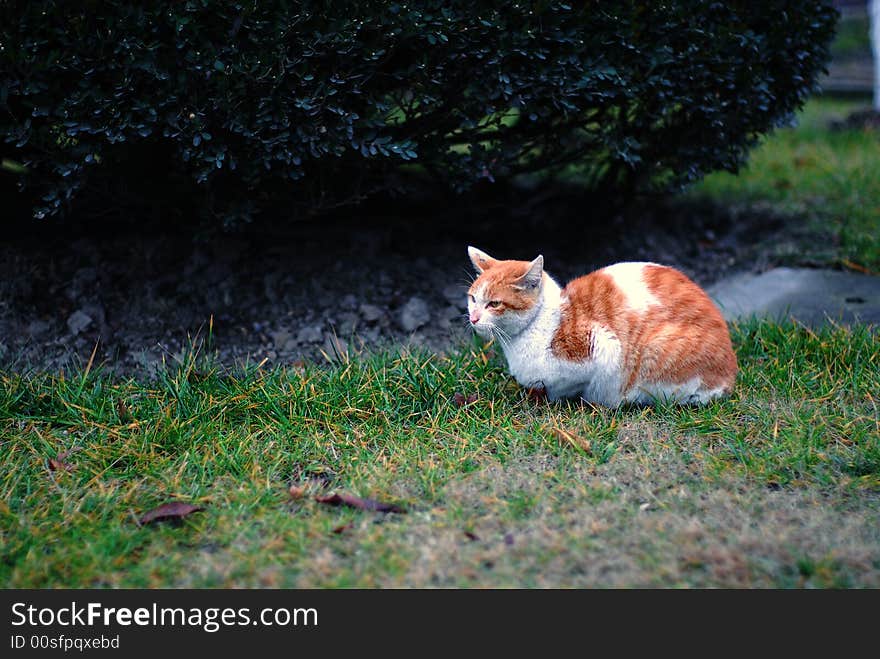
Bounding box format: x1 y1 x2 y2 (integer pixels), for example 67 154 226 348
486 300 502 309
468 294 475 302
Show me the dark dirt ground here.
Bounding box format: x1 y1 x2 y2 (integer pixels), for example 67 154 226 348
0 186 799 377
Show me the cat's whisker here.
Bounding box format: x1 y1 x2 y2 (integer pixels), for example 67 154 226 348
491 322 511 340
489 326 513 352
493 335 509 353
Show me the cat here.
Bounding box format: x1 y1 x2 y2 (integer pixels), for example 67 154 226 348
466 246 737 406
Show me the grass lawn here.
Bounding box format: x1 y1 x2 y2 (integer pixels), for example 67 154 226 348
830 9 871 63
690 95 880 272
2 321 878 588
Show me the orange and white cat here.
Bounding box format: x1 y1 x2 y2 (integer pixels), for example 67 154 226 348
466 246 737 406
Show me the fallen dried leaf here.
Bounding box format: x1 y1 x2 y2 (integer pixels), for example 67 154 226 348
464 530 479 542
48 447 81 472
138 502 204 526
116 400 132 422
332 522 354 534
48 458 74 472
315 492 405 514
550 426 592 454
289 483 307 499
841 259 875 275
453 392 478 407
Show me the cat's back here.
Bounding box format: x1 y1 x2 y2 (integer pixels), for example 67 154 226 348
553 261 668 336
560 261 721 325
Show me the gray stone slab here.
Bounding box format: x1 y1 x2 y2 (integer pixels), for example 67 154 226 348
707 267 880 327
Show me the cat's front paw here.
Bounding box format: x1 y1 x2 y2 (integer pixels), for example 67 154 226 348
526 386 548 403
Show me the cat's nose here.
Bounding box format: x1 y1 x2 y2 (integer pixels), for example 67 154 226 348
469 310 481 324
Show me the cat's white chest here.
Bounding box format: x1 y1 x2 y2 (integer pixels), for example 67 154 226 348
503 335 556 389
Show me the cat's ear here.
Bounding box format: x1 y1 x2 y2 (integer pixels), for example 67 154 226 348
468 246 498 273
514 255 544 291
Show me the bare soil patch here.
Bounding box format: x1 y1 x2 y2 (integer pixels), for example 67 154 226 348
1 188 797 376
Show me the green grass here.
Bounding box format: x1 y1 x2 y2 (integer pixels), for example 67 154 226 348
691 96 880 272
2 321 878 588
830 13 871 62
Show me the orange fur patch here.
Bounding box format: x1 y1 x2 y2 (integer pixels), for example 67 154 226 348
468 260 540 313
551 264 737 393
637 265 737 391
550 271 626 361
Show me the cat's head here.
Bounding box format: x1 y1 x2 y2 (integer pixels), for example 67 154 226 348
466 246 544 339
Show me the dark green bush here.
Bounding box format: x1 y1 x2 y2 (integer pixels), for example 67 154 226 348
1 1 838 225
